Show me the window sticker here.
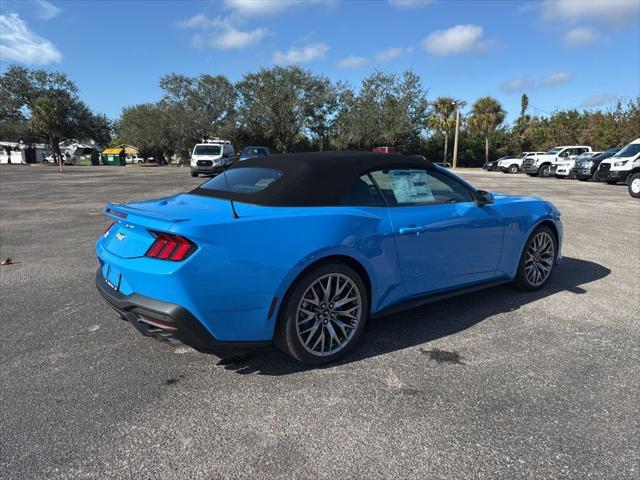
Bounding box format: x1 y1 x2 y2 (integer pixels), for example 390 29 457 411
389 170 435 204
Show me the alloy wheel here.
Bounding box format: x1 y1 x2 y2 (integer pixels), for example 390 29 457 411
524 232 555 287
631 177 640 194
295 273 362 356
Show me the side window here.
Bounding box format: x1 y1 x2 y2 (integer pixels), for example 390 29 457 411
369 169 474 206
343 175 386 206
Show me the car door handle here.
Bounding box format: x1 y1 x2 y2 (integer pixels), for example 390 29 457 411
399 226 426 235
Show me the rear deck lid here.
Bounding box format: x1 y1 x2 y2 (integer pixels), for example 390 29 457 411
101 193 264 258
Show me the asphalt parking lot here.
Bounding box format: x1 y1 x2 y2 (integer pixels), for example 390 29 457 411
1 165 638 479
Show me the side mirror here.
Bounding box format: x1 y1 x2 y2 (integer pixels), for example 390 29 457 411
476 190 494 206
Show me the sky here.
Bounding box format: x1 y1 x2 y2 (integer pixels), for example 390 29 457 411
0 0 639 122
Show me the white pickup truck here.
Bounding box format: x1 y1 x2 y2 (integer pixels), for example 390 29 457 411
522 145 592 177
555 151 601 179
125 155 145 164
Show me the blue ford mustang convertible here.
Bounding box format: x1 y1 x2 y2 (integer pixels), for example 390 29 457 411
95 151 562 365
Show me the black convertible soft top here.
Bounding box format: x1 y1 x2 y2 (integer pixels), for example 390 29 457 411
192 151 435 206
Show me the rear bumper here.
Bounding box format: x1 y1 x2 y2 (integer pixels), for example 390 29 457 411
95 269 270 352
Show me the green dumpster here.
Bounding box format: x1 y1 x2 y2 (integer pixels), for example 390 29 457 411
73 148 95 166
102 148 125 166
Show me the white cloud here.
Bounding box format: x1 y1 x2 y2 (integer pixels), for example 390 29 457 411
542 71 574 86
388 0 434 7
336 55 368 69
0 13 62 64
540 0 639 27
422 24 491 55
273 43 328 64
375 47 404 62
501 76 534 93
563 26 601 47
582 93 616 108
178 14 268 49
211 25 268 49
34 0 61 20
224 0 335 16
179 13 217 29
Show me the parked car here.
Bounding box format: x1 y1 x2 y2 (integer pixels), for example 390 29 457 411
555 151 601 179
95 151 563 365
523 145 592 177
627 158 640 198
190 139 235 177
125 155 145 164
497 152 546 174
574 148 619 181
486 156 514 171
239 146 271 161
595 138 640 184
44 152 72 165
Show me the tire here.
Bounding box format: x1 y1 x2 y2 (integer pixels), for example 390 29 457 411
512 225 557 292
274 262 369 366
190 171 198 178
508 164 519 174
539 165 551 177
628 173 640 198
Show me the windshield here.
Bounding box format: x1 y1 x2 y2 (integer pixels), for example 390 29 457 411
199 167 283 194
242 147 267 156
613 143 640 158
546 147 562 154
576 153 593 160
194 145 221 156
516 153 527 159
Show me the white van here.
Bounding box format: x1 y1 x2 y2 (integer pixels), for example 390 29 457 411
523 145 592 177
595 138 640 184
190 139 235 177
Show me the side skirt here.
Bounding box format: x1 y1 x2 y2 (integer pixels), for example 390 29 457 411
371 278 511 319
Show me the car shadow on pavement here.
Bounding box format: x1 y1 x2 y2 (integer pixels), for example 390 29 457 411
214 257 610 375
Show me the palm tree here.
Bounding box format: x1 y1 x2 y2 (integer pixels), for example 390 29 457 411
469 96 506 167
427 96 457 164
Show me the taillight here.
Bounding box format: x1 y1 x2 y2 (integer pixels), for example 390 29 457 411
145 232 196 261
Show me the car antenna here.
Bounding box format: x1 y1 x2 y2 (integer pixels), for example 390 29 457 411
221 164 239 219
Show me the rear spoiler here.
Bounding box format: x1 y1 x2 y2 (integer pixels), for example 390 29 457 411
103 204 189 224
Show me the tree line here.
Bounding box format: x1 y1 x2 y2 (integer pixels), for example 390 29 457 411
1 64 638 166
